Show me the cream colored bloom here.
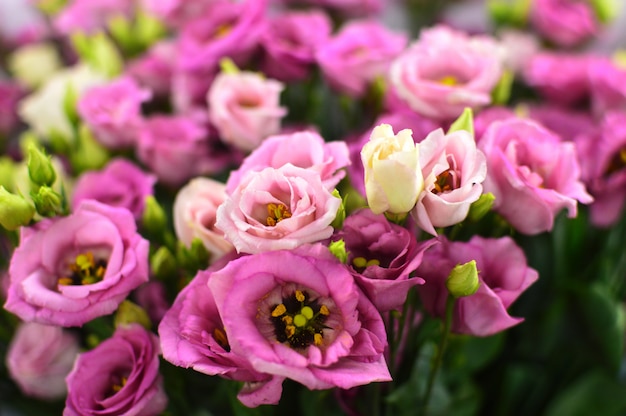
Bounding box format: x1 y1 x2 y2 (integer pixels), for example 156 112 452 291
360 123 423 215
8 42 63 89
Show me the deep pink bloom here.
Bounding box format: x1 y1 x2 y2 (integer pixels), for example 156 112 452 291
530 0 599 48
417 236 539 336
54 0 133 35
316 20 407 97
589 58 626 115
334 209 437 311
575 111 626 227
71 158 157 220
478 118 593 235
7 322 80 400
260 10 332 82
526 105 596 141
126 41 176 97
134 281 171 325
208 245 391 392
4 200 150 326
390 25 503 120
207 71 286 152
278 0 382 18
64 324 167 416
225 130 350 194
0 81 24 135
158 255 284 408
78 77 152 149
215 165 341 254
414 128 487 235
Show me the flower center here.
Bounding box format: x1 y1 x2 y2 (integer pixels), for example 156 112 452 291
213 24 232 39
438 75 458 86
605 147 626 176
212 327 230 352
58 252 107 286
266 203 292 226
352 256 380 271
432 155 460 194
270 290 330 349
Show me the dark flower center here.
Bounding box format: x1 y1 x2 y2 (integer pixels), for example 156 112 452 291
270 290 330 349
58 252 107 286
432 155 460 194
605 147 626 176
266 203 292 226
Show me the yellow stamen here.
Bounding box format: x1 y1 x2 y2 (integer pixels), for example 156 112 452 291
111 376 127 393
282 315 293 325
214 24 231 39
319 305 330 316
213 327 229 349
314 333 323 346
285 325 295 338
439 75 458 86
58 277 73 286
295 290 305 302
272 304 286 317
266 203 292 226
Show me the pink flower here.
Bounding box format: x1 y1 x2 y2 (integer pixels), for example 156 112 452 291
54 0 133 35
158 256 284 407
215 165 341 254
126 41 175 97
0 81 24 136
71 158 157 220
208 245 391 393
136 115 225 187
225 130 350 194
418 236 539 336
65 324 167 416
173 177 234 260
530 0 599 48
316 20 407 97
413 128 487 235
207 70 286 152
478 118 593 235
134 281 170 325
260 10 332 82
390 25 503 120
589 58 626 115
4 200 150 326
141 0 216 27
78 77 152 149
575 111 626 227
7 322 80 400
334 208 437 311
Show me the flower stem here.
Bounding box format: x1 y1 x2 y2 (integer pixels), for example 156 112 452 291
421 295 454 415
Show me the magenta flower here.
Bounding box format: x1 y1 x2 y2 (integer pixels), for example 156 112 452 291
4 200 150 326
530 0 599 48
589 58 626 115
78 77 152 149
0 81 24 136
142 0 216 27
413 128 487 235
334 209 437 311
7 322 80 400
260 10 332 82
64 324 167 416
208 245 391 392
417 236 539 336
215 165 341 254
158 256 284 407
316 20 407 97
71 158 157 220
390 25 503 120
126 41 176 97
53 0 133 35
478 118 593 235
225 130 350 194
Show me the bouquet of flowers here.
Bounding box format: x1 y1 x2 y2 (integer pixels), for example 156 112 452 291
1 0 626 415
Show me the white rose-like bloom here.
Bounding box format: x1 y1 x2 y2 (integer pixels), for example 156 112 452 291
361 124 423 215
173 177 234 260
18 64 107 141
8 42 63 89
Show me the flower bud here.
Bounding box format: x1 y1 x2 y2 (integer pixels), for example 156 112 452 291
328 239 348 264
113 300 152 330
0 157 16 190
447 107 475 136
27 144 57 187
590 0 618 23
0 187 35 230
446 260 480 298
70 124 109 174
330 189 346 229
32 186 62 217
487 0 531 27
467 192 496 222
150 246 178 280
142 195 167 236
71 32 123 78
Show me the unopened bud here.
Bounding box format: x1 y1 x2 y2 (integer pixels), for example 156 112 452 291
142 196 167 236
328 239 348 264
0 187 35 230
150 246 177 280
32 185 62 217
113 300 152 330
27 144 57 187
467 193 496 222
446 260 480 298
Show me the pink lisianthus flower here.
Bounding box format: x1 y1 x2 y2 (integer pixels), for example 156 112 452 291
418 235 538 336
589 58 626 115
225 130 350 194
141 0 216 28
158 256 285 408
278 0 382 18
390 25 504 120
413 128 487 235
78 77 152 149
53 0 133 35
4 200 150 327
530 0 599 48
134 281 170 325
136 115 225 187
333 208 438 311
207 70 287 152
126 41 176 97
7 322 80 400
479 118 593 235
65 324 168 416
173 177 234 260
575 111 626 227
316 20 407 97
260 10 332 82
71 158 157 220
208 245 391 393
215 165 341 254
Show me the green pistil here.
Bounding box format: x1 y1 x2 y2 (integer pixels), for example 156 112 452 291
58 252 107 286
352 257 380 269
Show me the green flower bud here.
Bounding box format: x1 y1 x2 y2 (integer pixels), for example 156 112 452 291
31 185 62 217
491 69 513 106
135 10 166 49
71 32 122 78
487 0 531 27
328 239 348 264
70 124 109 174
0 157 16 191
27 144 57 187
142 196 168 236
220 58 240 74
467 192 496 222
330 189 346 229
447 107 475 137
0 187 35 230
590 0 618 24
34 0 67 15
189 238 210 270
113 300 152 330
446 260 480 298
151 246 178 280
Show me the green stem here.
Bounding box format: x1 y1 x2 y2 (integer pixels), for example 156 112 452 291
421 295 454 416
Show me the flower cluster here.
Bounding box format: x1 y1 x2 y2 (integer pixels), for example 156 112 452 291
0 0 625 415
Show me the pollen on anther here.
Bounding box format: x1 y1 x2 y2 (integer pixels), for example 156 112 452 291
319 305 330 316
272 304 286 317
295 290 305 302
